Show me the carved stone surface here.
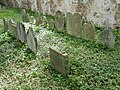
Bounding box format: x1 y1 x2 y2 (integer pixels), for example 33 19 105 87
17 22 26 43
66 12 83 37
83 22 95 40
49 47 69 76
55 10 65 31
3 17 8 31
99 29 115 48
48 19 55 30
27 28 37 53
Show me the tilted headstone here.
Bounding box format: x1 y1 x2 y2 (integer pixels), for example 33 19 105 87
66 12 73 35
35 12 42 26
72 13 83 37
66 12 83 37
27 28 37 53
21 9 29 22
11 24 17 38
48 19 55 30
55 10 65 32
49 47 69 76
99 29 115 48
17 22 26 43
83 22 95 40
3 17 8 31
0 5 2 13
41 16 47 27
9 18 15 33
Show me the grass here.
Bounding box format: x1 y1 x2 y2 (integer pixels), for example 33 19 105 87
0 6 120 90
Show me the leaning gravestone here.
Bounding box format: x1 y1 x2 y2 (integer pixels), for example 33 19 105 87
21 9 29 22
41 16 47 27
66 12 83 37
49 46 69 76
0 5 2 13
17 22 26 43
66 12 73 36
83 22 95 40
3 17 8 31
55 10 65 32
72 13 83 37
27 28 37 53
99 29 115 48
8 18 15 33
11 24 17 38
35 12 42 26
48 19 55 30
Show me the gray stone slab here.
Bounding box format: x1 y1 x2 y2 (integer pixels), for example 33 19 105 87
66 12 83 37
27 28 37 53
55 10 65 32
21 9 29 22
66 12 73 35
3 17 8 31
48 19 55 30
83 22 95 40
99 29 115 48
49 47 69 76
17 22 26 43
11 24 17 38
9 18 15 33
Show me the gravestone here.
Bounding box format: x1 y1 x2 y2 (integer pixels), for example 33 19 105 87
83 22 95 40
99 29 115 48
66 12 73 35
49 47 69 76
9 18 15 33
0 5 2 13
21 9 29 22
48 19 55 30
35 12 42 26
11 24 17 38
17 22 26 43
55 10 65 32
41 16 47 27
27 28 37 53
66 12 83 37
72 13 83 37
3 17 8 31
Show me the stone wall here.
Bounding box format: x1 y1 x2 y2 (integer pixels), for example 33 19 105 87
2 0 120 28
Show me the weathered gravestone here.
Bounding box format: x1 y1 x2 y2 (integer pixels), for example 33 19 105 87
48 19 55 30
35 12 42 26
3 17 8 31
49 47 69 76
66 12 83 37
27 28 37 53
55 10 65 32
41 16 47 27
11 24 17 38
83 22 95 40
17 22 26 43
66 12 73 35
0 5 2 13
99 29 115 48
9 18 15 33
21 9 29 22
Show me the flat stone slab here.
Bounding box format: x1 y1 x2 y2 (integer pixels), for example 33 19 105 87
99 29 115 48
48 19 55 30
83 22 95 40
27 28 37 53
3 17 8 31
17 22 26 43
9 18 15 33
21 9 29 22
49 47 69 76
66 12 83 37
55 10 65 31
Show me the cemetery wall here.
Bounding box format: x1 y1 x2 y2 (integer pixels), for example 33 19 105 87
2 0 120 28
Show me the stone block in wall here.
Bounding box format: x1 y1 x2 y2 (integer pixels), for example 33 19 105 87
49 46 69 77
